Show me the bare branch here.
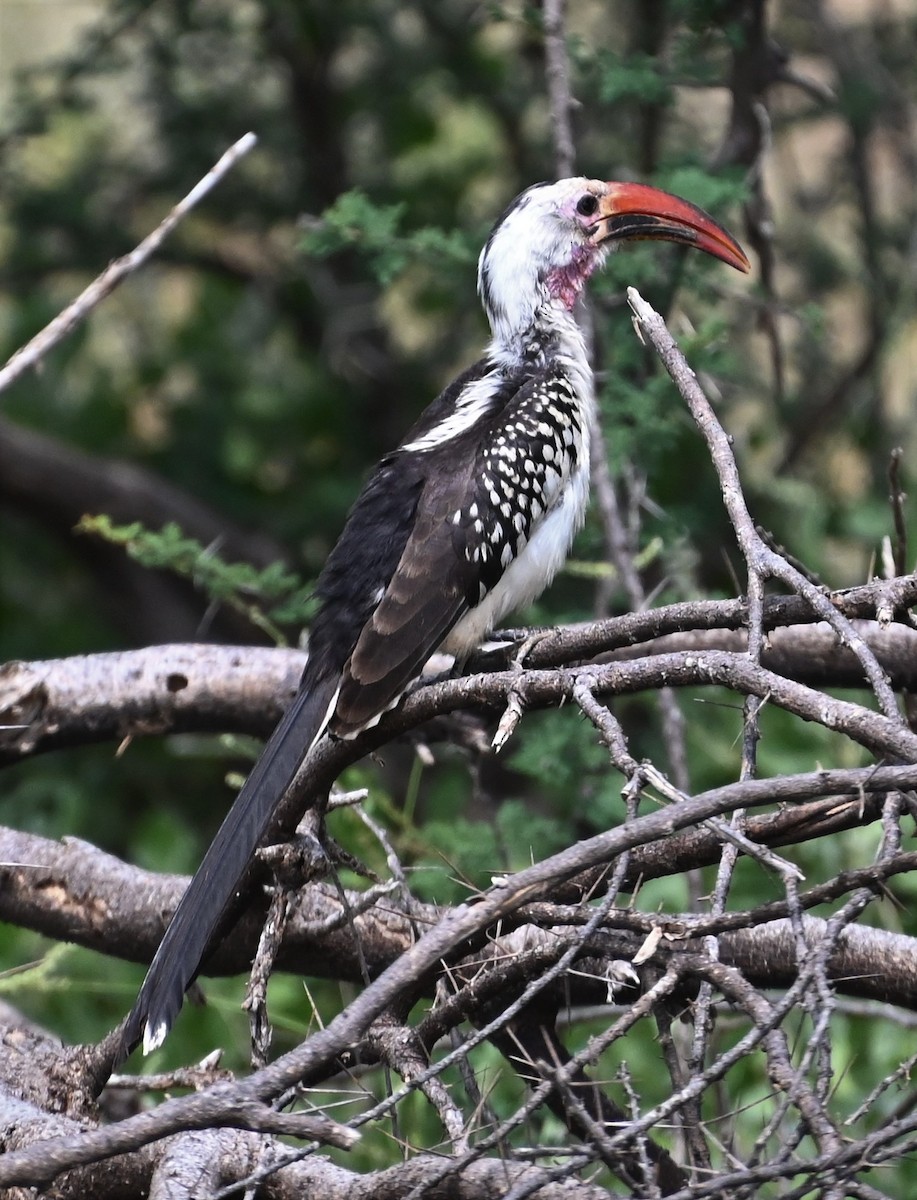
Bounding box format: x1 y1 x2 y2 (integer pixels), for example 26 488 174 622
0 134 258 396
542 0 576 178
7 584 917 765
627 287 902 722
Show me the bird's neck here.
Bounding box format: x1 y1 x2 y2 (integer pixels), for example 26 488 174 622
482 242 603 380
487 294 592 392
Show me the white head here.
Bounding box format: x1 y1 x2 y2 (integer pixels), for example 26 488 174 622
478 176 749 353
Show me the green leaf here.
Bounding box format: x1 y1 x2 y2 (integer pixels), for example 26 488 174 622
300 189 475 286
76 515 316 642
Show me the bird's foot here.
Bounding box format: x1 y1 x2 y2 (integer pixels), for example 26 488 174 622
465 625 553 674
506 627 551 670
415 652 463 689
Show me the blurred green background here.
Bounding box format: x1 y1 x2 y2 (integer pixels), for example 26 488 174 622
1 0 915 1181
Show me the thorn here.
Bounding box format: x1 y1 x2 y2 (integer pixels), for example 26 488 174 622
492 686 524 752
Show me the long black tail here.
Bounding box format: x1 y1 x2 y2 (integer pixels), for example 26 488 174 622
119 673 340 1060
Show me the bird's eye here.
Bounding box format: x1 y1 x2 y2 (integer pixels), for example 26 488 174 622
576 194 599 217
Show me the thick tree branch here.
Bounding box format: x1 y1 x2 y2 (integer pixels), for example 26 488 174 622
7 762 917 1186
5 579 917 764
0 645 306 763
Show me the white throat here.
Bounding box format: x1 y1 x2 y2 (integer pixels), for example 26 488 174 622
478 221 607 371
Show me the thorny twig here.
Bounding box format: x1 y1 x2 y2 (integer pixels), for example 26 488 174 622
627 287 901 724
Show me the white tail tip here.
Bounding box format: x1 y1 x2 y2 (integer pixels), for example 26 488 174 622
142 1019 168 1055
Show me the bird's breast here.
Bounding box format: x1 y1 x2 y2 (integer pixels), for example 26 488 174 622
442 369 593 657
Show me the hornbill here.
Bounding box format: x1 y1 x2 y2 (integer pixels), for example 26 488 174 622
121 178 749 1057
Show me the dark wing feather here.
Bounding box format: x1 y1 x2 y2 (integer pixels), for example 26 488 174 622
330 361 572 735
331 456 479 737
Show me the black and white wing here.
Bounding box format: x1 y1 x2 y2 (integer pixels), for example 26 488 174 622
120 354 587 1057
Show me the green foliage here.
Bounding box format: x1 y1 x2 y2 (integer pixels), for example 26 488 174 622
77 514 316 640
592 50 674 107
510 710 625 830
0 940 145 1044
415 801 572 904
656 164 748 214
300 189 476 287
